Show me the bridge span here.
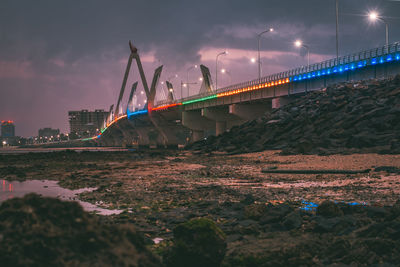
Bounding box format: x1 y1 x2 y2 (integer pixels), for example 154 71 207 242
86 42 400 147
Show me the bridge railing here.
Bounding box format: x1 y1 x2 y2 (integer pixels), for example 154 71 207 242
172 42 400 104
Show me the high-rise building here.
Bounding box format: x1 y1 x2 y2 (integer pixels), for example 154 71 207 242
1 120 15 137
68 109 108 137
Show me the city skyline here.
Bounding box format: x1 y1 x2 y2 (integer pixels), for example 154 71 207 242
1 0 400 136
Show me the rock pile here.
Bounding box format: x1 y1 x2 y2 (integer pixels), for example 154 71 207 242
0 194 161 267
190 75 400 154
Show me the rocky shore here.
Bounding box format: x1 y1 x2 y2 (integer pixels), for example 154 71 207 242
190 75 400 155
1 149 400 266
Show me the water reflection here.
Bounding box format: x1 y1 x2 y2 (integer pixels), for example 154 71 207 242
0 179 122 215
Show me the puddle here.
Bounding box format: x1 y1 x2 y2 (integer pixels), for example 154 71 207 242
0 179 122 215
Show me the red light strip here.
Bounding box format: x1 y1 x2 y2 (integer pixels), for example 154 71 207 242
152 103 182 111
217 78 289 97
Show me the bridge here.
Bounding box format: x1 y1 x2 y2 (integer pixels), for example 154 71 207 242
83 41 400 147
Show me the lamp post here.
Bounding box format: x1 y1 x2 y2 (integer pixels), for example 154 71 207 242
294 40 310 70
257 27 274 80
186 65 197 97
369 11 389 48
335 0 339 60
215 51 227 90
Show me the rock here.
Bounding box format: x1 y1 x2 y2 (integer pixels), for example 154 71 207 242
282 211 302 230
317 201 344 217
244 203 267 220
0 194 161 267
165 218 226 267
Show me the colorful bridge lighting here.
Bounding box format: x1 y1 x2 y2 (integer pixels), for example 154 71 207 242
88 45 400 141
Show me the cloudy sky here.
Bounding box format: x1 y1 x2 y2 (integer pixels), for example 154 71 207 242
1 0 399 136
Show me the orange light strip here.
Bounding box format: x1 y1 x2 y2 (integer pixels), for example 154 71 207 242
152 103 182 111
105 114 127 128
217 78 290 98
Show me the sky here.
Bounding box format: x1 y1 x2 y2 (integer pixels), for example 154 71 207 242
1 0 399 137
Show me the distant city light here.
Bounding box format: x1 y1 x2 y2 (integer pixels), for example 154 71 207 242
221 69 226 73
141 91 144 95
251 58 256 63
199 77 203 81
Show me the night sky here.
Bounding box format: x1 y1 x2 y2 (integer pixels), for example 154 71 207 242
1 0 399 137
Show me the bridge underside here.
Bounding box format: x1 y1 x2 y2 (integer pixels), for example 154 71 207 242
98 113 191 147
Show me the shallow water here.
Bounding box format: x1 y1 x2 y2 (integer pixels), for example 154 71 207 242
0 179 122 215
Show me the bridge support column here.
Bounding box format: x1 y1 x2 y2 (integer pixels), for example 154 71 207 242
229 102 271 121
192 130 205 142
182 110 215 142
201 106 243 136
272 97 292 109
216 121 227 136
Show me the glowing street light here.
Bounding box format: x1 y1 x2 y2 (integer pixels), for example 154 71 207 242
250 57 256 63
216 51 227 90
294 40 310 69
368 11 389 48
257 27 274 80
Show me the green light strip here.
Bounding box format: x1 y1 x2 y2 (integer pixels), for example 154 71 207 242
182 95 217 105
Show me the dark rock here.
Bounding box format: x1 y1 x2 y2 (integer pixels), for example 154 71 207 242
282 211 302 230
165 218 226 267
317 201 344 217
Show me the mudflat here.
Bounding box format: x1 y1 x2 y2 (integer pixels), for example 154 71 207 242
1 149 400 265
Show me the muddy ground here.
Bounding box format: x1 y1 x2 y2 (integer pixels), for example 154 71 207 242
1 149 400 266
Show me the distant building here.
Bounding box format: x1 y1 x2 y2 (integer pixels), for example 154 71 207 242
1 120 15 137
38 128 60 139
1 120 18 146
68 109 108 137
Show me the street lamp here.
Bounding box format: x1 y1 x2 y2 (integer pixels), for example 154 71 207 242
294 40 310 70
186 65 198 97
257 27 274 80
335 0 339 60
216 51 227 90
368 11 389 48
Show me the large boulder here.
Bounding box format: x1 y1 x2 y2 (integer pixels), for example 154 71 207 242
166 218 226 267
